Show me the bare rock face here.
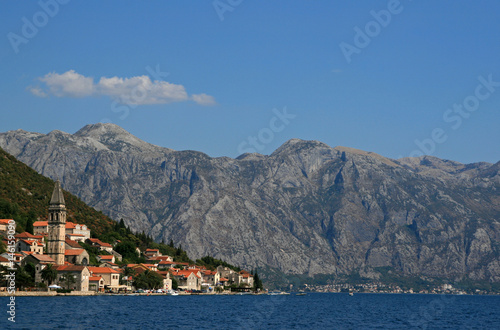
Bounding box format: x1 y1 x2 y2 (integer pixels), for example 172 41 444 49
1 123 499 281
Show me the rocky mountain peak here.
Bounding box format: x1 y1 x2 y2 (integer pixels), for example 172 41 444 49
74 123 169 153
74 123 130 138
271 138 331 156
334 146 400 168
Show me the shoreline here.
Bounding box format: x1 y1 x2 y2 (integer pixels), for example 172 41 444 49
1 291 498 297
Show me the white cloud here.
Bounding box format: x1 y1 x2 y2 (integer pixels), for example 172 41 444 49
27 86 47 98
192 93 216 106
97 75 189 105
39 70 94 97
31 70 215 106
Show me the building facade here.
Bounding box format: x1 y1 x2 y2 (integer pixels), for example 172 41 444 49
46 181 66 265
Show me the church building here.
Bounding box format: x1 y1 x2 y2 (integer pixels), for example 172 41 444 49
46 180 67 265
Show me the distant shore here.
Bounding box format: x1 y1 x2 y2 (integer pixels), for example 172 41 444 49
0 291 264 297
1 291 497 297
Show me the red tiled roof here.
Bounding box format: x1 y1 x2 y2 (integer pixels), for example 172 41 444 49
20 239 36 246
0 256 9 262
145 249 159 252
220 277 229 281
33 221 48 227
28 254 56 263
87 238 112 248
203 270 217 276
15 232 39 239
65 239 82 248
89 276 102 282
55 265 87 272
67 233 84 237
98 255 113 260
171 269 201 279
64 249 85 256
159 260 175 265
88 266 120 274
0 219 14 225
65 222 76 229
148 256 173 262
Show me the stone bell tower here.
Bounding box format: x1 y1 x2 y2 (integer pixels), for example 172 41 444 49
47 180 66 265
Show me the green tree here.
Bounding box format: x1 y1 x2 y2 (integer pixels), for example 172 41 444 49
253 271 263 291
15 267 34 290
133 270 163 290
121 267 136 286
25 210 36 234
41 264 58 286
60 273 76 290
171 277 178 290
115 241 138 261
24 262 36 280
0 240 6 254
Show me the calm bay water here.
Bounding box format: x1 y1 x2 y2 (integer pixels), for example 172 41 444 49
4 293 500 329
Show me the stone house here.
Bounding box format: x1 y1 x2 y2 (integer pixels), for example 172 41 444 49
202 270 220 287
21 254 56 284
64 248 89 266
99 261 119 269
86 238 113 253
65 238 82 250
33 221 90 240
89 276 105 292
15 239 44 254
87 266 120 288
156 271 173 291
144 248 161 258
171 269 202 291
0 219 14 233
55 265 90 291
0 255 11 267
97 255 115 264
238 270 254 287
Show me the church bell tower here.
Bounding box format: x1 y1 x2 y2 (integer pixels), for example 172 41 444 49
47 180 66 265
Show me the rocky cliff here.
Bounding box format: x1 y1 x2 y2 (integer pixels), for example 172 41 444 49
1 123 499 281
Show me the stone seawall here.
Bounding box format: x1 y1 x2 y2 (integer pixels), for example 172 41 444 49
0 291 96 296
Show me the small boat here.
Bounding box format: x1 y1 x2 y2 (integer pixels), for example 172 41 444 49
296 293 307 296
167 290 179 296
349 292 354 296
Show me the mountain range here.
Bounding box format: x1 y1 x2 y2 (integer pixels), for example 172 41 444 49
0 123 499 283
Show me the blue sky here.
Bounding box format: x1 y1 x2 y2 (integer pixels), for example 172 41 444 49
1 1 499 163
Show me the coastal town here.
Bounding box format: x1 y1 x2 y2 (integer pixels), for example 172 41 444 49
0 181 259 295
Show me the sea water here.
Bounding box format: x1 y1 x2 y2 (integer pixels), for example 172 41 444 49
5 293 500 329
